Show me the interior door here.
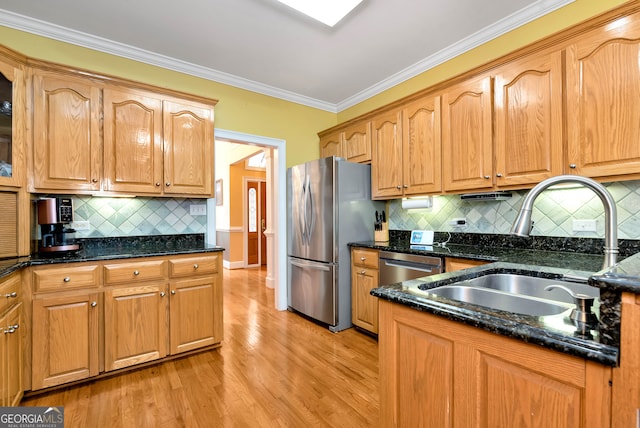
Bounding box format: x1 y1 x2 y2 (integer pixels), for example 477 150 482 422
247 181 259 265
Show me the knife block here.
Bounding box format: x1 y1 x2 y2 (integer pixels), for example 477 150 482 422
374 223 389 242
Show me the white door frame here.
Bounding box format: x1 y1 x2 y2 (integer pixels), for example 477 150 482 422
215 128 287 311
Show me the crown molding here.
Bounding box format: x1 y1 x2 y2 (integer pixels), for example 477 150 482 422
0 0 572 114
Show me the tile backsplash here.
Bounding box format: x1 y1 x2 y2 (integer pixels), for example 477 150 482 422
70 196 207 238
388 180 640 240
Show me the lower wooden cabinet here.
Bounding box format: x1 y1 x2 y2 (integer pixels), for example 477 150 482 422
379 300 612 428
31 291 99 390
444 257 489 272
28 252 223 391
0 271 23 406
351 248 379 334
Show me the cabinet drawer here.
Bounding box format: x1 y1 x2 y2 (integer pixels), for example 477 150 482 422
352 248 379 269
103 260 167 285
33 264 100 292
0 271 21 315
169 255 219 278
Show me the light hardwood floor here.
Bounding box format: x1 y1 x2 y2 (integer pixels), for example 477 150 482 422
21 267 380 427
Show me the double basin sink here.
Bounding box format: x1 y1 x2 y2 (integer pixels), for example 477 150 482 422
416 273 599 318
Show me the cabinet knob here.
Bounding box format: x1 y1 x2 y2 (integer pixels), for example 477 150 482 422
133 270 140 276
165 182 171 187
155 182 161 187
91 178 98 183
193 264 199 270
484 175 490 179
496 173 503 177
4 324 18 334
569 164 577 169
171 290 176 295
160 291 166 297
63 277 70 283
396 185 402 189
91 301 97 307
403 184 408 188
360 257 366 261
5 292 17 298
360 270 366 275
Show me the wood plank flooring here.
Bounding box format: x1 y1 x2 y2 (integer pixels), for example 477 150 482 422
21 267 380 427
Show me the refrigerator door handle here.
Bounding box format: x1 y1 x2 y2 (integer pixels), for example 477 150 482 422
289 258 332 271
307 174 315 244
300 177 309 245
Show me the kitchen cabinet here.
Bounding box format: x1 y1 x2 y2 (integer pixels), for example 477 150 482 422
445 257 489 272
319 129 343 159
379 299 612 427
566 13 640 180
0 271 23 406
0 48 26 189
342 120 371 163
611 292 640 428
441 74 493 192
351 248 379 334
371 109 403 199
32 70 102 192
494 49 563 187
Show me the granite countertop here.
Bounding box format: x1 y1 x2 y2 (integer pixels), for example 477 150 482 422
590 251 640 293
371 261 619 366
0 234 224 279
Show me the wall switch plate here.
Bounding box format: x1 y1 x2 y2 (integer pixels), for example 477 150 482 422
71 220 90 231
572 219 597 232
190 204 207 216
449 218 467 227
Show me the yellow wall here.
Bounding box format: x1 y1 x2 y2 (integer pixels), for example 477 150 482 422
0 26 335 167
0 0 630 165
338 0 629 122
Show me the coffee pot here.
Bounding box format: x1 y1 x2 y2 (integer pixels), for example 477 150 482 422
37 197 80 254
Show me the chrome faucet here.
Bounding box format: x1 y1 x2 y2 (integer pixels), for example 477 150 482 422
510 175 618 271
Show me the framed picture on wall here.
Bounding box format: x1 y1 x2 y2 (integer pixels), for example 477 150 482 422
216 179 223 206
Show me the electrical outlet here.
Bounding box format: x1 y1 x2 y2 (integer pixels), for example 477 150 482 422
572 219 597 232
190 204 207 216
449 218 467 227
71 220 90 231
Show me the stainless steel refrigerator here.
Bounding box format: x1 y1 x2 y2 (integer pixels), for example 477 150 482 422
287 156 383 332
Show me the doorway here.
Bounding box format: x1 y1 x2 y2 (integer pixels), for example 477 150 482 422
214 128 287 311
245 178 267 267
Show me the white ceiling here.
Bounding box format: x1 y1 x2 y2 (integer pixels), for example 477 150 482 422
0 0 573 112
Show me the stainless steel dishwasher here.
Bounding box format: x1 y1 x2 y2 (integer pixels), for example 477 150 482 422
378 251 442 285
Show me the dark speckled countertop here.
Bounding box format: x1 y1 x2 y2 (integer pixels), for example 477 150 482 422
356 232 640 367
0 234 224 279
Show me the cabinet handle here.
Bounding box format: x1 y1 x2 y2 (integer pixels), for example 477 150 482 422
155 182 161 187
484 175 490 179
165 182 171 187
4 324 18 334
5 292 17 298
133 270 140 276
63 277 70 283
171 290 176 295
193 264 199 270
569 164 577 169
496 173 503 177
91 301 97 307
160 292 166 297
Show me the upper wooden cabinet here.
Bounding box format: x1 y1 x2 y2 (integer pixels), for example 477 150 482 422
442 74 493 192
566 13 640 179
342 121 371 163
0 51 26 189
319 129 343 159
32 71 102 192
371 109 403 198
494 49 563 187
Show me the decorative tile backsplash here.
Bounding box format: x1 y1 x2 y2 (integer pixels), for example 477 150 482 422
388 180 640 240
70 196 207 238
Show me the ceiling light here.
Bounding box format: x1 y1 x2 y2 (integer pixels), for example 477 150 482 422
276 0 364 27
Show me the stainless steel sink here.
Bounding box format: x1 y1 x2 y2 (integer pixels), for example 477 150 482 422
426 285 571 316
418 272 600 317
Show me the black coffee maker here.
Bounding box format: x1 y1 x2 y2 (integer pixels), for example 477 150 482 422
37 197 80 254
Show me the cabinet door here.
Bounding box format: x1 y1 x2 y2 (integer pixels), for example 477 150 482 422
169 275 222 355
351 267 379 333
2 303 22 406
371 110 403 199
494 50 563 187
442 75 493 192
0 57 25 188
103 88 163 194
163 100 214 196
319 129 343 159
566 14 640 179
342 121 371 163
32 72 101 192
32 292 99 389
104 284 168 371
402 95 442 195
